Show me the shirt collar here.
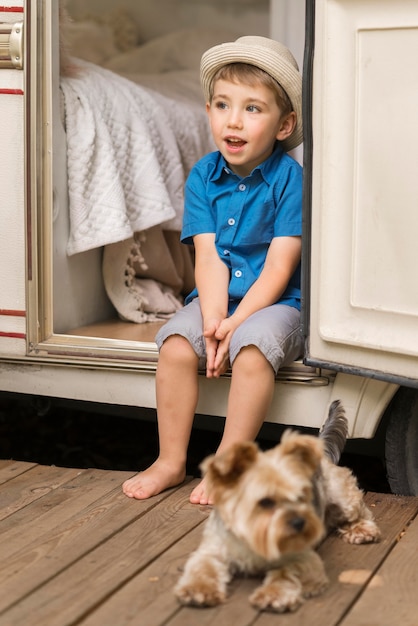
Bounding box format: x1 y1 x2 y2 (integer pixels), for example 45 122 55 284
212 141 285 184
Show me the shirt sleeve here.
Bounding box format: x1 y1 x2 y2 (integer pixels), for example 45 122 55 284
181 161 216 245
273 160 303 238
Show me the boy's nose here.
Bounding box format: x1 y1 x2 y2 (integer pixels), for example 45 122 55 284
227 111 243 129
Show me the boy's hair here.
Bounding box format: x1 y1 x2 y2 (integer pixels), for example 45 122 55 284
208 63 293 116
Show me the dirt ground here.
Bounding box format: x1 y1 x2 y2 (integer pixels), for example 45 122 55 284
0 393 390 493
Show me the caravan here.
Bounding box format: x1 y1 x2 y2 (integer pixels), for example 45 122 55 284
0 0 417 494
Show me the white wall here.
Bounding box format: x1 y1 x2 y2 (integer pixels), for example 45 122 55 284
270 0 305 68
65 0 270 41
270 0 306 163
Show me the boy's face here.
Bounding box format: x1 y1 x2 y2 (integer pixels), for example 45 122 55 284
206 78 296 177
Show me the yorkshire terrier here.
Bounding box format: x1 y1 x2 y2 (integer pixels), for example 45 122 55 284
175 400 380 613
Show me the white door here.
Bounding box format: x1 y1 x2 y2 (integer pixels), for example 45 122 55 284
305 0 418 386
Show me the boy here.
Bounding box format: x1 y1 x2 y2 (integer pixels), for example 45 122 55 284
123 36 304 505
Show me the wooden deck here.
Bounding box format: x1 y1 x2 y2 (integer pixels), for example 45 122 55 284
1 460 417 626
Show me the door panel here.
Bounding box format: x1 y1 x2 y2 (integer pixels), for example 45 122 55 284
306 0 418 385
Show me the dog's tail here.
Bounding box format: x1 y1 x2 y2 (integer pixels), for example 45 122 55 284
319 400 348 465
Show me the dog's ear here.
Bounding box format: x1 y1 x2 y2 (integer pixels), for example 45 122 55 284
279 431 324 473
200 441 259 487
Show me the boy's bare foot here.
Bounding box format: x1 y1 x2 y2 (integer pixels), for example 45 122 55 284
189 477 213 505
122 459 185 500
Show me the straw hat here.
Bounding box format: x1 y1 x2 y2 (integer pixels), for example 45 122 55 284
200 35 303 152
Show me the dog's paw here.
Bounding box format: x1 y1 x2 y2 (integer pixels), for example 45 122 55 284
249 582 303 613
339 519 381 544
175 581 226 607
303 575 329 598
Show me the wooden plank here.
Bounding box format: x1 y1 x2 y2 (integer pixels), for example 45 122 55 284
0 467 134 561
0 459 37 484
0 469 191 614
254 493 418 626
0 479 207 626
0 463 85 521
340 512 418 626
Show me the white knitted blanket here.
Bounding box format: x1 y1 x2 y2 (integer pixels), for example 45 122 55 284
61 60 211 255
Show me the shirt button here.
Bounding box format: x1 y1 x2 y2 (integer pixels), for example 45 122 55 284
228 218 235 226
223 249 230 256
234 270 242 278
239 183 246 191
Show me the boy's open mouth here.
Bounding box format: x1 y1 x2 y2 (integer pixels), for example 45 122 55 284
225 137 246 149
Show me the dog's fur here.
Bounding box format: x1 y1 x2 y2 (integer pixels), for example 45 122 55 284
175 400 380 613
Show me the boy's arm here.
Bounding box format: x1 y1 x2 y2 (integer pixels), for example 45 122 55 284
232 235 301 326
193 233 230 376
194 233 229 321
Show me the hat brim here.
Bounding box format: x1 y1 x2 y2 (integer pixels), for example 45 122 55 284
200 40 303 152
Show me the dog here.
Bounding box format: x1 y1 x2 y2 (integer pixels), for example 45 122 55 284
175 400 380 613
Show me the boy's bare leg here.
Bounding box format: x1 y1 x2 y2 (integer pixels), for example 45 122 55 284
123 335 199 499
190 346 275 505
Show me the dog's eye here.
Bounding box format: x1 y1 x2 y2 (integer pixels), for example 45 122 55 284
258 497 276 509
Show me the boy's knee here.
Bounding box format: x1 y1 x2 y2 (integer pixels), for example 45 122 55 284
232 344 270 371
160 334 197 363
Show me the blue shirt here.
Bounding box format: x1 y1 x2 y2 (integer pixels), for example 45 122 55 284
181 142 303 313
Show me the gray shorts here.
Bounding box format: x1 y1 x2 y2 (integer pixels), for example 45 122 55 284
155 298 304 374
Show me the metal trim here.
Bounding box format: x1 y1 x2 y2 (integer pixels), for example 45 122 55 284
0 21 23 68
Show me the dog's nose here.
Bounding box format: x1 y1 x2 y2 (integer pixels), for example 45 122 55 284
290 516 305 532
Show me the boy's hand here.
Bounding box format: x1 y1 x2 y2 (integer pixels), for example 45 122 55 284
203 318 222 378
203 317 234 378
210 317 237 377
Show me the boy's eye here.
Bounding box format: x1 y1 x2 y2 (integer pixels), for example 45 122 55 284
247 104 260 113
215 101 228 110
